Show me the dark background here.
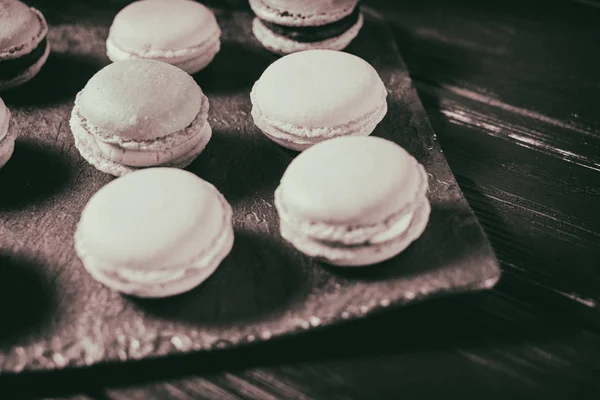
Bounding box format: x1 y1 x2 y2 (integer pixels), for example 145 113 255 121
3 0 600 398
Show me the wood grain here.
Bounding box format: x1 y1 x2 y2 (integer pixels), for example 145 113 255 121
377 0 600 314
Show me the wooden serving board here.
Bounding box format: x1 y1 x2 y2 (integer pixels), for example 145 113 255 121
0 1 499 373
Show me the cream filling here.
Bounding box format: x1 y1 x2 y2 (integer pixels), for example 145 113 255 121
0 39 50 91
73 126 208 176
71 100 211 167
72 91 209 151
294 211 414 248
94 124 209 164
85 120 210 167
250 84 386 142
112 268 187 285
106 29 221 64
251 13 363 55
252 101 385 145
369 212 414 244
280 199 430 261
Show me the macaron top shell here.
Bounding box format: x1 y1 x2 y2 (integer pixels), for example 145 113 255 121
0 0 45 56
251 0 359 26
109 0 220 55
78 59 203 141
278 136 425 225
252 50 386 128
77 168 226 270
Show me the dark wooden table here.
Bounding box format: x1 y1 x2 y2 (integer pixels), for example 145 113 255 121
5 0 600 398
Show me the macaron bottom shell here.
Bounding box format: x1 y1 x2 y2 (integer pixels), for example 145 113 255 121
258 129 314 152
70 104 212 176
106 37 221 75
71 107 212 165
73 126 210 177
251 14 363 55
76 223 234 298
92 125 211 167
171 46 219 75
257 121 371 152
0 39 49 91
250 95 387 151
280 199 431 267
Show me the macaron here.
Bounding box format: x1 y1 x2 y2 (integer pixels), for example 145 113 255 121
74 168 234 298
70 59 212 176
0 0 50 91
274 136 430 267
0 97 16 169
106 0 221 74
250 49 387 151
249 0 363 54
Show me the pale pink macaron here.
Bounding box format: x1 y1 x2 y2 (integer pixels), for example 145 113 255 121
251 49 388 151
70 59 212 176
74 168 234 298
275 136 430 267
106 0 221 74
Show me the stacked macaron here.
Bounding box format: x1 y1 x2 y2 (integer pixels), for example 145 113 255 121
70 59 212 176
0 0 50 91
250 0 363 54
0 96 15 169
75 168 234 298
107 0 221 74
250 49 388 151
275 136 430 266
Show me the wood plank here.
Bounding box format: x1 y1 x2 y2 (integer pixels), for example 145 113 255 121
368 0 600 318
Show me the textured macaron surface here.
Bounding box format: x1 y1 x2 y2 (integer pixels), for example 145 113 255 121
78 59 203 140
251 0 358 26
76 168 226 269
277 136 425 225
109 0 220 53
252 49 386 128
0 0 41 52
